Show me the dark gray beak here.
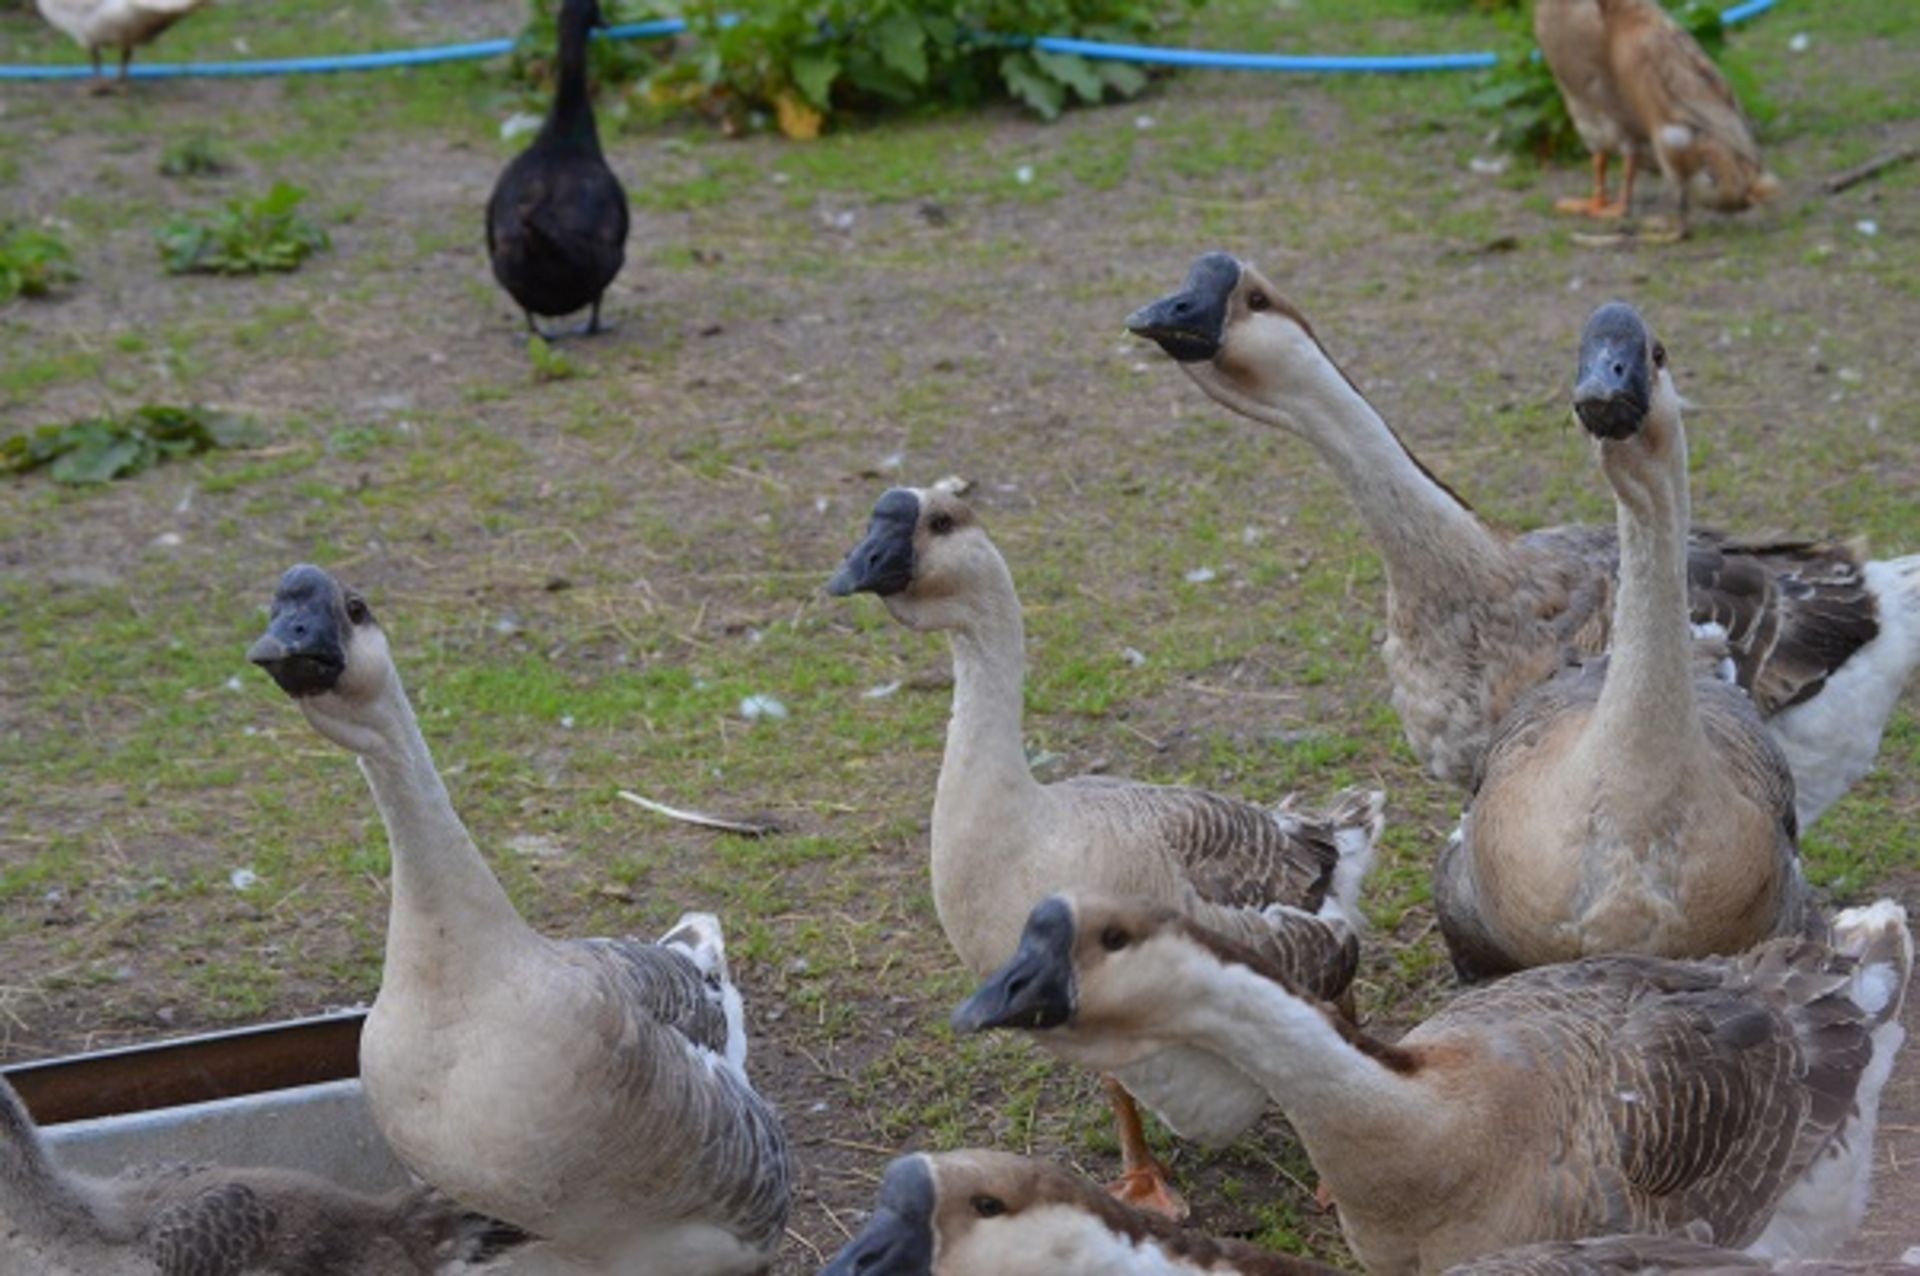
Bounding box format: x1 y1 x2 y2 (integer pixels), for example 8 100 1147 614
1125 252 1242 363
1573 302 1652 441
828 488 919 598
951 896 1076 1033
249 564 348 698
818 1157 935 1276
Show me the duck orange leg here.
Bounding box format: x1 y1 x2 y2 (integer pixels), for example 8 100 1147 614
1103 1076 1188 1221
1556 153 1631 218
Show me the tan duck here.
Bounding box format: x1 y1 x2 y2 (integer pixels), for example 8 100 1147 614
1535 0 1779 233
829 488 1383 1217
818 1150 1341 1275
33 0 214 93
956 893 1912 1274
248 565 791 1275
1127 253 1920 830
1435 302 1811 978
0 1076 521 1275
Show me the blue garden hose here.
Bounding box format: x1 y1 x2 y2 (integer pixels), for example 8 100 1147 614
0 0 1780 82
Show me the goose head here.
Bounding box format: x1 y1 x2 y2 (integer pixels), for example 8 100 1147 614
1573 302 1686 510
248 564 400 757
822 1149 1318 1276
950 894 1292 1069
1127 253 1351 435
827 488 1010 633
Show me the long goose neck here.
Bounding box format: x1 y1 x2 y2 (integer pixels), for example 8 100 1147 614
0 1085 108 1239
1166 960 1440 1162
1224 347 1507 602
353 683 535 973
543 6 601 150
1585 426 1702 768
938 565 1041 808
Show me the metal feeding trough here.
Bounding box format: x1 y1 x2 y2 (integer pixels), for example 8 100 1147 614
3 1009 409 1194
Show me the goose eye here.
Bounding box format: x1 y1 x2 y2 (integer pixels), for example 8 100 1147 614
1099 925 1130 953
345 596 370 625
971 1195 1007 1218
928 512 956 536
1247 291 1271 313
1651 342 1668 369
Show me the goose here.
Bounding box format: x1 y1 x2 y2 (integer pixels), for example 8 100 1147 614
954 892 1911 1273
1451 1227 1917 1274
1432 302 1813 978
1126 253 1920 829
829 487 1384 1218
818 1149 1342 1275
32 0 212 93
486 0 629 338
1534 0 1779 233
0 1075 522 1275
247 565 791 1275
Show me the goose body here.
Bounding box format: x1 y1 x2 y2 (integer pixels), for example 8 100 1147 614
486 0 629 338
33 0 212 90
829 488 1381 1212
1433 303 1811 978
248 566 790 1275
820 1150 1341 1276
1450 1228 1916 1274
1127 254 1920 829
0 1077 517 1276
957 893 1912 1274
1535 0 1779 228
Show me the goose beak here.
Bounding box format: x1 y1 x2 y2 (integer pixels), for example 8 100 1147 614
1573 302 1652 441
249 565 348 698
818 1159 935 1276
951 897 1076 1033
1126 251 1241 363
827 488 918 598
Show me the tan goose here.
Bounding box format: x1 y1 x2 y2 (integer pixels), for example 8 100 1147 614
247 565 791 1275
818 1149 1342 1275
1127 253 1920 829
829 488 1383 1218
0 1076 521 1275
33 0 213 93
1434 302 1811 978
1535 0 1779 233
955 892 1912 1274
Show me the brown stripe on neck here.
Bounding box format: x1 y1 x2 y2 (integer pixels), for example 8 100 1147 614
1172 917 1422 1076
1042 1163 1340 1274
1280 301 1476 515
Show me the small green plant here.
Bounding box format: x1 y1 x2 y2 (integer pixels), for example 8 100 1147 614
156 183 330 276
527 334 580 381
159 134 233 178
0 226 80 303
2 406 265 485
1471 2 1734 161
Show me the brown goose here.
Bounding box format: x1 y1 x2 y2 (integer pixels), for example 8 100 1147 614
32 0 212 94
0 1076 520 1275
830 487 1383 1217
1535 0 1779 233
1127 253 1920 829
1434 302 1811 978
1451 1227 1915 1273
819 1150 1342 1275
247 566 791 1274
956 893 1911 1273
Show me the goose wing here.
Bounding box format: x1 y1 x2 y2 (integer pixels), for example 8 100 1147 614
141 1181 276 1276
1445 1228 1766 1273
1685 535 1877 715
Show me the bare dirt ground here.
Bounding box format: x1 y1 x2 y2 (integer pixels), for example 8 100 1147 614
1 0 1916 1268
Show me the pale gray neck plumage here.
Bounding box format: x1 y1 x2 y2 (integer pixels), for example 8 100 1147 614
938 554 1043 808
351 681 535 975
1584 416 1703 773
1193 340 1505 607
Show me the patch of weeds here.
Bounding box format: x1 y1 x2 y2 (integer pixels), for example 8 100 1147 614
0 225 81 302
159 134 233 178
528 334 581 382
2 406 264 486
156 182 330 276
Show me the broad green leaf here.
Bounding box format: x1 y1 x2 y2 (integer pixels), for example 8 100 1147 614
791 49 842 108
1000 51 1064 119
1094 59 1148 96
871 13 928 85
1033 50 1104 103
